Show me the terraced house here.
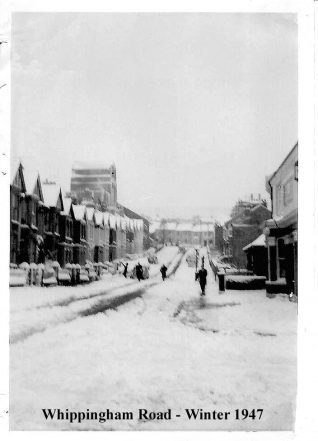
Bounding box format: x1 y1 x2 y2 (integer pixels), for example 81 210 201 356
222 200 271 268
41 180 64 262
10 160 149 268
58 197 74 267
10 161 26 264
264 143 298 295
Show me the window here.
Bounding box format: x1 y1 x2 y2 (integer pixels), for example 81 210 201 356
33 201 38 226
55 213 59 233
12 193 19 221
21 200 27 224
44 211 49 231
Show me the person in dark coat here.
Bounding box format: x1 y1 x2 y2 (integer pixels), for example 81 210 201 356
160 264 168 281
135 263 143 281
38 244 45 264
122 262 129 278
197 265 208 296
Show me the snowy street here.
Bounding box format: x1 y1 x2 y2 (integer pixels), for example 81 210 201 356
10 247 297 431
10 246 180 343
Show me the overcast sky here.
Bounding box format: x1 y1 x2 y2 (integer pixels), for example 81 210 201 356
12 13 297 220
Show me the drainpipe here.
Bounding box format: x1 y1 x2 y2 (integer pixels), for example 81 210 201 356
264 178 274 282
268 179 273 218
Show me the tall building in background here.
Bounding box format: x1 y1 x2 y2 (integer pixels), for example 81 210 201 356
70 161 117 210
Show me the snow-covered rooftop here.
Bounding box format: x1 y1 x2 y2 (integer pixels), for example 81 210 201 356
94 211 103 226
243 234 266 251
120 217 127 230
72 205 86 221
176 223 194 232
42 183 61 207
200 217 215 224
250 204 270 213
114 214 122 229
109 214 117 230
24 170 40 196
86 207 94 222
135 219 143 231
165 222 178 230
149 224 159 234
124 216 133 232
200 224 213 232
103 212 110 226
61 197 72 216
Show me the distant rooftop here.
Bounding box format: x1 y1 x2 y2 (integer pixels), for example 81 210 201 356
72 161 115 170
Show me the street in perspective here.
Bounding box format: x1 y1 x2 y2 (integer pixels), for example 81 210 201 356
8 13 298 431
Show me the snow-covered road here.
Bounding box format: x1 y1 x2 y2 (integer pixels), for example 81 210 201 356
10 246 181 343
10 247 297 431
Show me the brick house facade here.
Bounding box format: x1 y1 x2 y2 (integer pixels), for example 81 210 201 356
264 143 298 295
223 203 271 268
10 161 26 264
20 171 44 264
41 182 64 262
58 197 74 267
72 205 87 265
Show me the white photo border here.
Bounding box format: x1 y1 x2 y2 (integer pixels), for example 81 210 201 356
0 1 316 441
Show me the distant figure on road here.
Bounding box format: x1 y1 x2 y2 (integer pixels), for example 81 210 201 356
160 264 168 281
197 265 208 296
122 262 128 278
135 263 143 282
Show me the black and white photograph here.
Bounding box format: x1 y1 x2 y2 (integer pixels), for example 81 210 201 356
1 2 314 434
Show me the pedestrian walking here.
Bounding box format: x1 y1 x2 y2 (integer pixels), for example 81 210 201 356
135 262 143 282
196 265 208 296
121 262 129 278
160 264 167 281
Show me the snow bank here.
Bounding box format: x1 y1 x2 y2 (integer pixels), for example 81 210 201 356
10 247 180 344
10 247 297 431
10 246 179 313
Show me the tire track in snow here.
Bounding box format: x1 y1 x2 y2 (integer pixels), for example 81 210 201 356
29 248 181 312
11 251 185 345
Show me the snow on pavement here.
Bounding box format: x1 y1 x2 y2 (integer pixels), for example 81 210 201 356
10 248 297 431
10 246 179 313
10 247 180 343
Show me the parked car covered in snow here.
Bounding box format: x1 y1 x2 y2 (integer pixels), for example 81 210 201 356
147 254 158 264
85 263 98 282
79 269 90 283
104 261 117 275
42 267 57 287
57 268 71 285
9 268 28 287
